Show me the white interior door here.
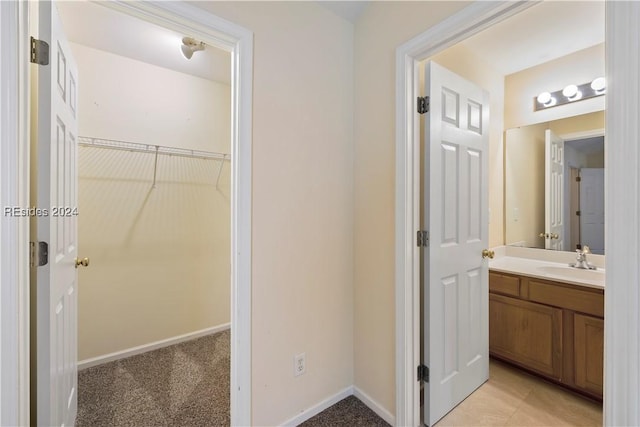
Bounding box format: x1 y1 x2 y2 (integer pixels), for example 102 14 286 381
545 130 564 250
580 168 605 254
36 1 79 425
423 61 489 426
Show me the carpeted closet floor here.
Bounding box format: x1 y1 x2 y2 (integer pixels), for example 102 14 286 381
77 329 387 426
77 330 231 427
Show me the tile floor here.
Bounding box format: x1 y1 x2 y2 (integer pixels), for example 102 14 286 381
434 359 603 426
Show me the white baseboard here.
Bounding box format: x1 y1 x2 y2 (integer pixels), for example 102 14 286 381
78 323 231 370
353 386 396 426
281 386 354 427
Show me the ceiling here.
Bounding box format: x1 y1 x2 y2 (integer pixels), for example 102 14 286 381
315 1 369 23
566 136 604 155
56 1 231 84
56 1 603 85
460 1 605 76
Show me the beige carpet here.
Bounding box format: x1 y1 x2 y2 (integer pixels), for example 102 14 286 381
77 330 230 427
300 396 390 427
77 329 389 426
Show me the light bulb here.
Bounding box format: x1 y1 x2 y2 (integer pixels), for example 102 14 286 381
537 92 551 104
591 77 606 93
562 84 580 100
537 92 555 107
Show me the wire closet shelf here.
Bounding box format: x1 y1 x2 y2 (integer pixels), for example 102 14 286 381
78 136 230 188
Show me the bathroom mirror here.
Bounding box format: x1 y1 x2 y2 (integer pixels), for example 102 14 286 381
504 111 605 254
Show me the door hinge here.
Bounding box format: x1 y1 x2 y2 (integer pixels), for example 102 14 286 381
30 37 50 66
418 364 429 383
576 210 581 216
575 176 582 182
30 241 49 267
417 230 429 247
417 96 430 114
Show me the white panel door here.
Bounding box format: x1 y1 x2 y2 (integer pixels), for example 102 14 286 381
545 130 564 250
423 61 489 426
580 168 605 255
36 2 79 426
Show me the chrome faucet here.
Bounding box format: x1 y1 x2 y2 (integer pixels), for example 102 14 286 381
570 245 596 270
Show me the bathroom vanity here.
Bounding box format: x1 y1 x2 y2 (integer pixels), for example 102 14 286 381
488 252 604 400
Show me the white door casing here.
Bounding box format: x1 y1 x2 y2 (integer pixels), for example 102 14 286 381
36 2 79 426
423 61 490 426
545 129 564 251
580 168 605 254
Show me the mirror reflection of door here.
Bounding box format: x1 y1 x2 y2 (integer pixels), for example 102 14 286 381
505 111 605 253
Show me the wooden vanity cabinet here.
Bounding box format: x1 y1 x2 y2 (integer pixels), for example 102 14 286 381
489 293 563 378
489 271 604 400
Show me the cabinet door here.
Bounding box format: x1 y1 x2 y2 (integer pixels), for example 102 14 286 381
490 293 563 378
574 314 604 396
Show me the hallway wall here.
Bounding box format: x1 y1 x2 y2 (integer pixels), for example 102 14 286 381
185 2 356 425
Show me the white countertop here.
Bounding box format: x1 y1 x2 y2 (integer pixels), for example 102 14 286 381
489 255 605 290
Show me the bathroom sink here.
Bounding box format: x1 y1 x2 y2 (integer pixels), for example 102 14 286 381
536 265 605 282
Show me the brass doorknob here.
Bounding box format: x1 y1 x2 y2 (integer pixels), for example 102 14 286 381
539 232 549 238
550 233 559 239
482 249 495 259
75 257 90 268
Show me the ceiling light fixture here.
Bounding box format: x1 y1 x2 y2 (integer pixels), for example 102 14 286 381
534 78 606 111
181 37 205 59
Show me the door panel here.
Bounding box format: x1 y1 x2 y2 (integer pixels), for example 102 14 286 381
37 2 79 426
580 168 605 254
423 61 489 426
545 130 565 250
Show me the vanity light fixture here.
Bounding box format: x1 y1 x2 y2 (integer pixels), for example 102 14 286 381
534 77 606 111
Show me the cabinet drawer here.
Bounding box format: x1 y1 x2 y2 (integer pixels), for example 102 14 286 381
489 272 521 297
528 280 604 317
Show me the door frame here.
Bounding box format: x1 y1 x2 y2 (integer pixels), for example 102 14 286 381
395 1 595 425
0 1 30 426
396 2 640 425
1 1 253 425
85 3 253 424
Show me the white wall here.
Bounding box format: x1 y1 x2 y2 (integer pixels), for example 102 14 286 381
505 43 605 129
181 2 356 425
71 42 232 360
71 43 231 153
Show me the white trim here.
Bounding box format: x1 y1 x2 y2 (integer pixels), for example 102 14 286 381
78 324 231 371
604 2 640 425
0 1 30 425
34 1 253 425
560 128 605 142
394 2 538 425
353 386 396 426
280 386 353 427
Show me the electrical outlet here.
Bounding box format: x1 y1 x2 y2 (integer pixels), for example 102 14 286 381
294 353 306 377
